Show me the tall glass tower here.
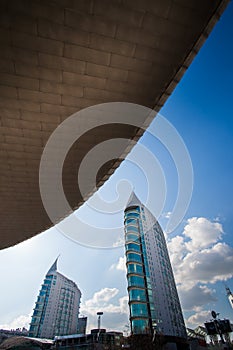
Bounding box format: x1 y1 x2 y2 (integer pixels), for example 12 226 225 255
29 258 81 339
124 193 186 338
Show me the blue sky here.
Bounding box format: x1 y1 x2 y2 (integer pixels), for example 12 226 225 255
0 2 233 334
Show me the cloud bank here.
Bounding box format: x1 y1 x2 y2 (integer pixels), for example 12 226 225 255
167 217 233 327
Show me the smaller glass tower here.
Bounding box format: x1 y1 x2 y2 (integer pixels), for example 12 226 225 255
29 258 81 339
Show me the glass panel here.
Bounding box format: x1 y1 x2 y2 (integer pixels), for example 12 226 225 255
126 243 141 253
126 253 142 263
127 263 143 275
126 225 139 232
129 289 147 302
128 275 145 287
130 303 149 317
132 319 149 334
125 218 138 225
125 212 140 219
125 233 139 243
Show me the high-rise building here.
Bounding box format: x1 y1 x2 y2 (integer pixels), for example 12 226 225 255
77 316 87 335
29 258 81 339
124 193 186 339
226 286 233 309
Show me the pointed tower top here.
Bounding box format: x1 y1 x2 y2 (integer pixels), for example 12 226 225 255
47 256 59 275
126 192 142 208
226 285 232 296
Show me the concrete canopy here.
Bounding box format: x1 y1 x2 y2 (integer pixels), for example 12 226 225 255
0 0 229 249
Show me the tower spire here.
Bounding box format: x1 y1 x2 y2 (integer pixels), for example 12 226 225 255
126 191 141 207
47 255 59 275
226 285 232 296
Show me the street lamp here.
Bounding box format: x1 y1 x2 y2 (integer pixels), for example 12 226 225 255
97 312 103 330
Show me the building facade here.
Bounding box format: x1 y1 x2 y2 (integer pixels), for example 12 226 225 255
29 258 81 339
124 193 186 338
77 317 87 335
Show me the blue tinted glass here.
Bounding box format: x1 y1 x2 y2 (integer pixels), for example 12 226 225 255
130 303 149 317
125 212 140 219
125 233 139 243
128 275 145 287
44 279 51 285
129 289 147 302
126 253 142 263
127 263 143 275
125 218 138 225
126 226 139 233
126 243 141 253
132 319 149 334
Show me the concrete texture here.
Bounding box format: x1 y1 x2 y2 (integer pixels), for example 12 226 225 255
0 0 229 249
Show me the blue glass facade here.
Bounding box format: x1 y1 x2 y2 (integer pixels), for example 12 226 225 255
124 194 187 339
124 205 155 335
29 275 53 337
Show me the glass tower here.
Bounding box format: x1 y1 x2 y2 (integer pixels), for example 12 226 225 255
124 193 186 338
29 258 81 339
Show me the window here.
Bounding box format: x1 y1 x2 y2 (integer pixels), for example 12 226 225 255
126 243 141 253
130 303 148 317
128 275 145 287
132 319 149 334
125 218 137 225
125 225 139 233
125 233 139 243
127 263 143 275
126 253 142 263
125 212 140 219
129 289 147 302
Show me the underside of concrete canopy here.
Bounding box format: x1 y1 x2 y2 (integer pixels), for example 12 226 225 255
0 0 229 249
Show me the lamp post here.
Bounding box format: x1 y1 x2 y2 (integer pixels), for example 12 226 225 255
97 312 103 330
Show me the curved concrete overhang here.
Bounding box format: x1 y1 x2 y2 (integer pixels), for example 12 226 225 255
0 0 229 249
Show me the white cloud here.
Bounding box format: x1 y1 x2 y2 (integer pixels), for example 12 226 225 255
184 217 223 250
186 310 211 328
113 237 125 248
173 242 233 289
0 314 31 330
167 217 233 316
178 285 217 311
168 218 233 289
80 288 129 332
110 256 126 272
162 211 172 219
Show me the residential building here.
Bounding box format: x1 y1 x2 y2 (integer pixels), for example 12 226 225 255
77 316 87 335
29 258 81 339
124 193 186 339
